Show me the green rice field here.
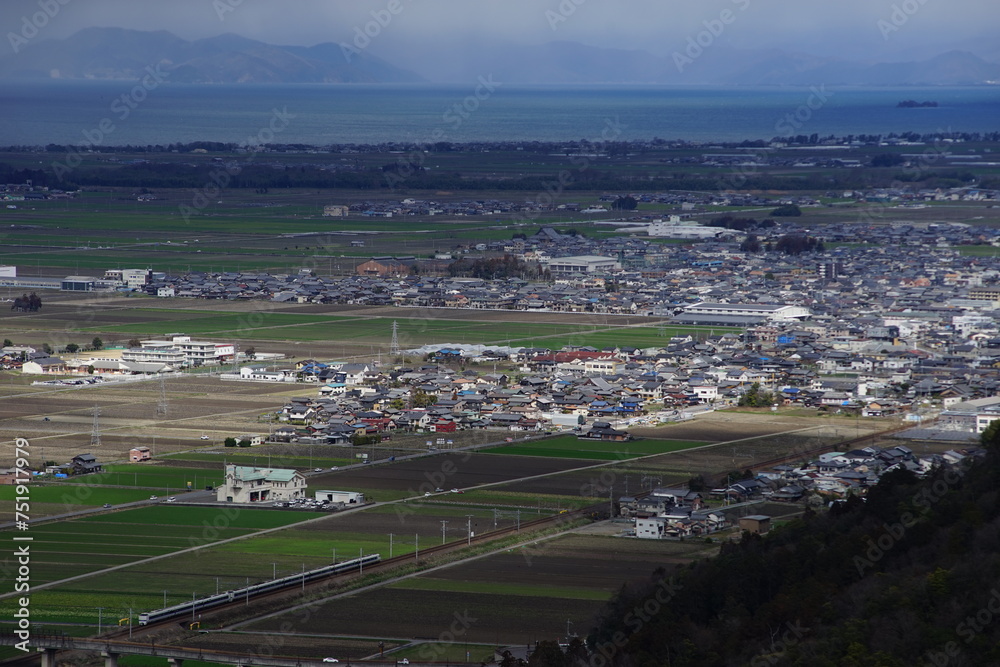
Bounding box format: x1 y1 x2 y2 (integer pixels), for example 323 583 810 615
67 307 729 348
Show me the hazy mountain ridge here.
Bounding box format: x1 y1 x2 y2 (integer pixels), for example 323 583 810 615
1 27 998 86
0 27 423 83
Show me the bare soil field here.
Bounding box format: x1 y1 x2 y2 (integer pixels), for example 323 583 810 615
313 452 592 498
632 410 869 443
0 375 314 465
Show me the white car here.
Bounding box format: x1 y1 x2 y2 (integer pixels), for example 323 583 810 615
314 468 323 472
200 435 209 440
149 495 158 501
330 466 339 471
166 496 176 503
322 659 339 663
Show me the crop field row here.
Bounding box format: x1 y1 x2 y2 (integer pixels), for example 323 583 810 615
0 506 318 599
0 500 556 629
58 464 226 490
485 435 710 460
242 534 718 647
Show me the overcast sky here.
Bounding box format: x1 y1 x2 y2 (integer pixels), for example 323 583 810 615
3 0 997 62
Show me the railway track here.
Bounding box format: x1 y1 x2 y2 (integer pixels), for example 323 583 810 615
96 502 602 642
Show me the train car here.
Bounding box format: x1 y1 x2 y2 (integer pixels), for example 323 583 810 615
138 554 380 625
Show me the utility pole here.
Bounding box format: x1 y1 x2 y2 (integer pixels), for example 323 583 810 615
90 406 101 447
157 375 168 416
440 520 448 544
389 533 393 558
466 515 474 545
97 607 103 635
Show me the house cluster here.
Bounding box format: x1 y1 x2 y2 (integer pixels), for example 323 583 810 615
234 311 1000 442
729 444 983 503
261 359 653 443
621 487 730 540
622 444 983 540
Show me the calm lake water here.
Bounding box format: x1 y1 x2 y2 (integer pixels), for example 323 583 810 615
3 81 998 146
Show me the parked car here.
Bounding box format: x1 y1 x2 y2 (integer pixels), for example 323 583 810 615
322 659 339 663
149 495 158 500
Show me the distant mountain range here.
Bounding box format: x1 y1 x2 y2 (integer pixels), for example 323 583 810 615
0 27 423 83
2 27 998 86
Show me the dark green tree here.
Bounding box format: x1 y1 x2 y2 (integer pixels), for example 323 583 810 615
770 204 802 216
687 474 707 491
527 640 566 667
611 195 638 211
738 382 776 407
740 233 762 253
980 419 1000 449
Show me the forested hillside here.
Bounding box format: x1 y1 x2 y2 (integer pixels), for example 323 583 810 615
582 446 1000 667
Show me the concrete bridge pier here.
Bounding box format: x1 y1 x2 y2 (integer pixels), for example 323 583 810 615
38 648 57 667
101 650 119 667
